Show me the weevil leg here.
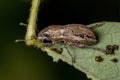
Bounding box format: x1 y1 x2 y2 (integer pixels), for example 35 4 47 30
77 44 106 54
89 21 105 30
85 45 120 54
64 44 75 64
87 46 106 53
43 43 54 47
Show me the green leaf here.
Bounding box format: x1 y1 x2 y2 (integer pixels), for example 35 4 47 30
44 22 120 80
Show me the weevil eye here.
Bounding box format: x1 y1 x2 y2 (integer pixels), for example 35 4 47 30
79 34 84 38
43 33 49 37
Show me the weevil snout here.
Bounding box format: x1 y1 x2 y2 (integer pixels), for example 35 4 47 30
37 36 48 41
37 32 53 43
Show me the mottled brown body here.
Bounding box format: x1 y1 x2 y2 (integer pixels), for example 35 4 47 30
38 24 97 47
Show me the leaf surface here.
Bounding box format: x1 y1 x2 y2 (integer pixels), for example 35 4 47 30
44 22 120 80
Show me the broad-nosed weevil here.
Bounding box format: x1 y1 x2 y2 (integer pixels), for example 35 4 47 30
37 23 106 63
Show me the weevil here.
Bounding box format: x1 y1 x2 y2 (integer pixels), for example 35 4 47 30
37 23 107 63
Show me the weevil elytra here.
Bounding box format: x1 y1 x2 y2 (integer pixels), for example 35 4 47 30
37 24 107 63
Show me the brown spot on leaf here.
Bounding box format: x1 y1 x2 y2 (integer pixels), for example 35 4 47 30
106 44 119 55
95 55 104 62
51 48 63 54
111 58 118 63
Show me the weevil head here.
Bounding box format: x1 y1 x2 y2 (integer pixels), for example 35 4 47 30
37 25 62 43
37 30 51 42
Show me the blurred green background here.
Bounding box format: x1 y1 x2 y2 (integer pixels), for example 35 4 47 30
0 0 120 80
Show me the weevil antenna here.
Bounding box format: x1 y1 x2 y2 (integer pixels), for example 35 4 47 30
19 23 39 32
64 44 75 64
89 21 105 30
15 39 32 43
15 39 25 42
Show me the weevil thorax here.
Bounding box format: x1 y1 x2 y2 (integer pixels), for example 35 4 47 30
37 25 63 42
